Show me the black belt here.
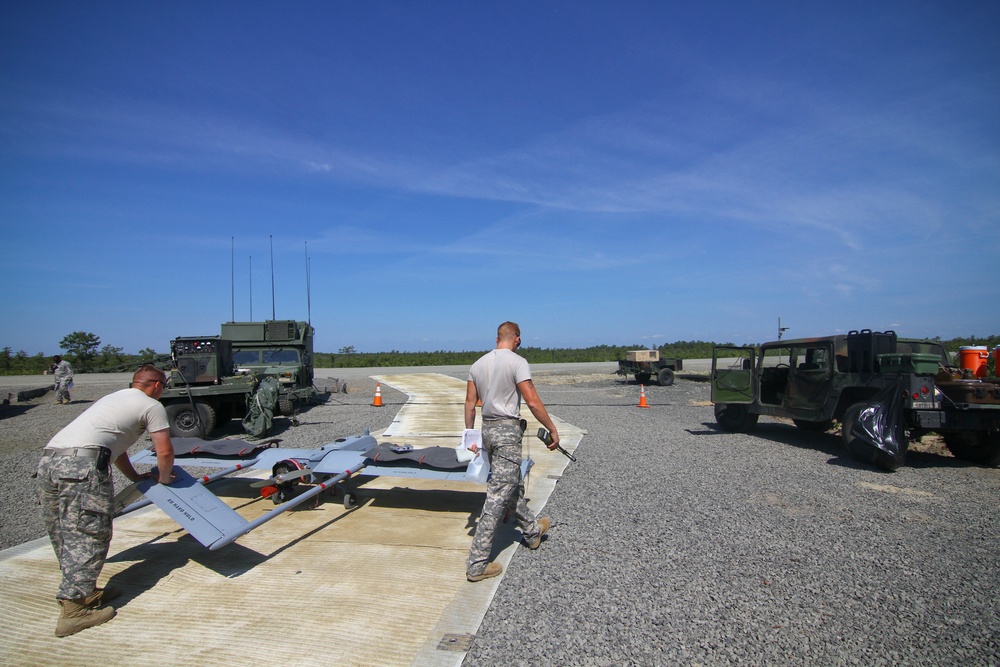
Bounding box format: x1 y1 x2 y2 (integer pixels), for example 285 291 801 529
42 447 112 470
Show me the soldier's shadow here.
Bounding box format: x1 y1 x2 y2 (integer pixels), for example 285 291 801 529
104 535 267 608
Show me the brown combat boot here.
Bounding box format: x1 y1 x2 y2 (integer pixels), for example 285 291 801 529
524 517 551 549
55 598 116 637
82 585 122 608
467 562 503 582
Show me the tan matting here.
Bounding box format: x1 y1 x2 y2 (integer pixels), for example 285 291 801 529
0 373 582 667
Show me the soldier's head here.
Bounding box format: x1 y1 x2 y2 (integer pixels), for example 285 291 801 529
497 322 521 348
53 355 62 363
132 365 168 396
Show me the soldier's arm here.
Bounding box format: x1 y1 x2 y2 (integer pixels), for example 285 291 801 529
517 379 559 449
149 429 176 484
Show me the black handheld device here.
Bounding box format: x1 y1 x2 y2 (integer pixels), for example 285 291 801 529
537 428 577 462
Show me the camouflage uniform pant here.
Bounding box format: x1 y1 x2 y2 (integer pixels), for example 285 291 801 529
55 378 71 402
466 420 541 577
36 455 113 600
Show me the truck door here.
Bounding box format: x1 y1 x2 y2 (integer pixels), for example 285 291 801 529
786 344 834 416
712 346 757 404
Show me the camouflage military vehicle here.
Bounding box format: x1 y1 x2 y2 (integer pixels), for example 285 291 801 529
615 349 683 386
222 320 316 416
159 336 260 437
711 329 1000 470
158 319 317 437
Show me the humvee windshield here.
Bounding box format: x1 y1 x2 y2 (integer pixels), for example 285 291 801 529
233 349 300 365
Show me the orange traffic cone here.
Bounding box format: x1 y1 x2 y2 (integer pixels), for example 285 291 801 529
372 383 384 407
637 384 650 408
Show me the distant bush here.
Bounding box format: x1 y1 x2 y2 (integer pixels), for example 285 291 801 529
3 335 997 375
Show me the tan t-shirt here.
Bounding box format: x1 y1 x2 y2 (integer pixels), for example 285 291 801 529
469 348 531 420
46 387 170 460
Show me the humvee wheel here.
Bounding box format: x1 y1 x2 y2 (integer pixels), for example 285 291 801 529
166 401 216 438
944 431 1000 467
840 403 862 448
714 403 759 433
657 368 675 386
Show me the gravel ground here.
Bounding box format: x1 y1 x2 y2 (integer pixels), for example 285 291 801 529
2 368 998 665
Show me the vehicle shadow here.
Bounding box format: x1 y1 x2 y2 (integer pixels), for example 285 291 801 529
696 420 974 470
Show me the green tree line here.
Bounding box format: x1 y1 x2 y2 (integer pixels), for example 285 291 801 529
3 333 998 376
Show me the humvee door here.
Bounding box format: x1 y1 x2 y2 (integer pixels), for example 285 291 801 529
712 346 756 404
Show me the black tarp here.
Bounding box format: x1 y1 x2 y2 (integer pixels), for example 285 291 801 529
844 377 908 471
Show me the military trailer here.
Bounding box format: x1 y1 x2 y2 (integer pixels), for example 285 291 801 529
711 329 1000 470
159 336 260 437
222 320 316 416
616 349 683 386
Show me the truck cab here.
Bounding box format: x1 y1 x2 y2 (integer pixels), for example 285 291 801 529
222 320 316 415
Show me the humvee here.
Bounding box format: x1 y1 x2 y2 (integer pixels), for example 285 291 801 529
711 330 1000 469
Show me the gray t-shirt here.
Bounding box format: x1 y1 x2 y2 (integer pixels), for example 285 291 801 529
468 348 531 420
47 387 170 459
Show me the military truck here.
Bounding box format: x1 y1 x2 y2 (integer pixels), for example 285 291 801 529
711 329 1000 470
159 336 261 437
616 350 683 386
222 320 316 416
159 319 318 437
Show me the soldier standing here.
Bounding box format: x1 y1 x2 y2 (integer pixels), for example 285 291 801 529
36 364 176 637
52 355 73 404
463 321 560 582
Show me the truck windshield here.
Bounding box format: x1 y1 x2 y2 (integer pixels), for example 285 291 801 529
233 351 260 365
262 349 299 364
233 349 300 365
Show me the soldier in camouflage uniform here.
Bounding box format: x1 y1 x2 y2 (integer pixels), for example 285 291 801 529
36 365 176 637
52 355 73 404
464 322 561 582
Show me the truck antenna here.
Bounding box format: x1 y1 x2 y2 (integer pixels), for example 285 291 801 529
249 255 253 321
305 241 311 325
230 236 235 323
270 235 276 321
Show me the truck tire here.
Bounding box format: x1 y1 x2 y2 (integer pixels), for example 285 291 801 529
714 403 759 433
943 431 1000 467
166 401 216 438
841 402 906 472
278 398 296 416
793 419 835 432
657 368 675 386
635 373 651 385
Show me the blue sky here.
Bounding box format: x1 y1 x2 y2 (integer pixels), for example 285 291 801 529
1 1 997 356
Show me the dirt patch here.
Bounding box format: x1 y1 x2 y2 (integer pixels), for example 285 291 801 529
857 481 937 498
908 433 952 458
